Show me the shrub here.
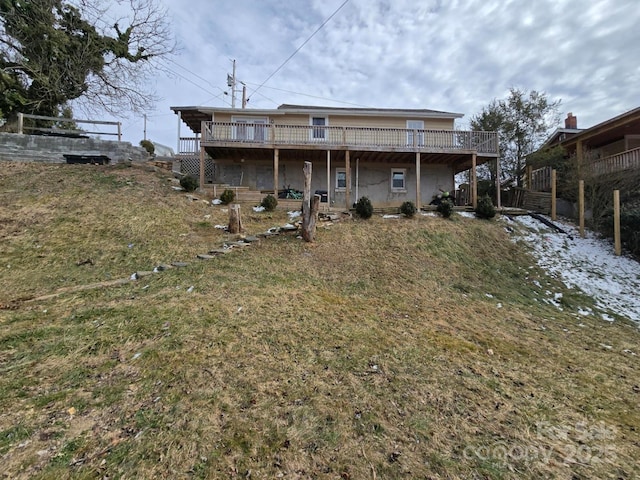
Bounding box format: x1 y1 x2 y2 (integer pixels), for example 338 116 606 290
437 199 454 218
220 189 235 205
261 194 278 212
400 201 417 218
475 195 496 219
180 175 198 192
139 139 155 156
355 196 373 219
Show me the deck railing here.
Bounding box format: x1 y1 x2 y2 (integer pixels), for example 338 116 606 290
199 122 498 154
589 147 640 176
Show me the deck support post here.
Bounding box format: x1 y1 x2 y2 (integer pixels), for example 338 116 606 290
273 148 279 197
345 150 351 210
471 153 478 209
415 152 421 210
199 144 205 191
326 150 331 208
614 189 621 256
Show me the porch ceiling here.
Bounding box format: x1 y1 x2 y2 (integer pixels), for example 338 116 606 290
203 147 493 174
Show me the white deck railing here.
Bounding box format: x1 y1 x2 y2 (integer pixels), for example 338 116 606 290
198 122 499 154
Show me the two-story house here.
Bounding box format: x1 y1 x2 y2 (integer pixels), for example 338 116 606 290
171 104 499 209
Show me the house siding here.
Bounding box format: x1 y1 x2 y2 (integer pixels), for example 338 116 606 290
209 112 455 130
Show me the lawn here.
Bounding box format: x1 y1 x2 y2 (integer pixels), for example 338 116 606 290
0 162 638 479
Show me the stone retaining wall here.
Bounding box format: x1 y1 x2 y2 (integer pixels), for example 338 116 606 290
0 132 150 164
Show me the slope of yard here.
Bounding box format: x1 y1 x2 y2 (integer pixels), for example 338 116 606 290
0 162 639 479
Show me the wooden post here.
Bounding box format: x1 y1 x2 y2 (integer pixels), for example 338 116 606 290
551 169 557 220
326 150 331 208
471 153 478 209
17 113 24 134
117 122 122 142
415 152 421 210
613 189 621 256
578 180 585 238
302 161 320 242
273 148 279 197
525 165 533 189
228 204 243 234
345 150 351 210
199 145 205 191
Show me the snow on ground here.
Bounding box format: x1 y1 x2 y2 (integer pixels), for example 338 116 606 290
508 215 640 325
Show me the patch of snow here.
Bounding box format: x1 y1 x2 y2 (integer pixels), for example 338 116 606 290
211 199 222 205
509 215 640 324
214 224 227 230
420 212 438 217
458 211 475 218
288 210 302 219
383 214 400 219
252 205 266 212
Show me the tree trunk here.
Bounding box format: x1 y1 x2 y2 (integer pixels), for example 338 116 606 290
301 161 320 242
228 204 243 234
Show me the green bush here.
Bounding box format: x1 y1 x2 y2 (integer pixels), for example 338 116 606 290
260 194 278 212
139 139 155 156
220 189 235 205
400 201 417 218
475 195 496 219
437 199 454 218
355 196 373 219
179 175 198 192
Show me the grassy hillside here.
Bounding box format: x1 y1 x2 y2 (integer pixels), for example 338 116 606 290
1 162 638 479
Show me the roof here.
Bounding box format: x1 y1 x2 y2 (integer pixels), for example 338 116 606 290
542 106 640 150
276 104 464 118
171 104 464 133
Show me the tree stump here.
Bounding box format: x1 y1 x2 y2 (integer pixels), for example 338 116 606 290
301 161 320 242
228 204 243 234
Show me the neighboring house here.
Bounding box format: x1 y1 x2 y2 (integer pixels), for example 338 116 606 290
170 104 499 209
540 108 640 176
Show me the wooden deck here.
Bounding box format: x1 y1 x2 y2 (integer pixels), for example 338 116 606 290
188 122 499 156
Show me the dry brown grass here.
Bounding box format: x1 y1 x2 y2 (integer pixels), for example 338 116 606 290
0 162 639 479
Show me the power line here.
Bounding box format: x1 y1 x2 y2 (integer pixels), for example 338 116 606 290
248 0 350 102
244 81 368 107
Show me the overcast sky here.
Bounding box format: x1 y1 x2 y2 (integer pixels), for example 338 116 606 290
108 0 639 152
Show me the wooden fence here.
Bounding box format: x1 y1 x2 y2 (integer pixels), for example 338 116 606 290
17 113 122 140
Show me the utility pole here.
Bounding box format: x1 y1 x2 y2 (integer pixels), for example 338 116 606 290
227 59 237 109
242 83 247 109
143 114 147 140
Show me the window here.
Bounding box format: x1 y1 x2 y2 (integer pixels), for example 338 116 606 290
407 120 424 146
336 168 347 190
391 169 406 192
311 116 327 140
232 117 267 142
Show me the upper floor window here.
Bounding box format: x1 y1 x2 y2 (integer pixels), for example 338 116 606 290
407 120 424 146
232 117 268 142
311 116 328 140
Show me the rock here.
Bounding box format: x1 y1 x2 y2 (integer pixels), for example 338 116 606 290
171 262 189 268
243 236 260 243
197 254 216 260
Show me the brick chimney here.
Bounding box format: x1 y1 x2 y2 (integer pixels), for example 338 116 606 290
565 112 577 129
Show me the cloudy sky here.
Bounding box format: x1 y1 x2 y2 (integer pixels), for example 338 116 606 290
109 0 639 152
